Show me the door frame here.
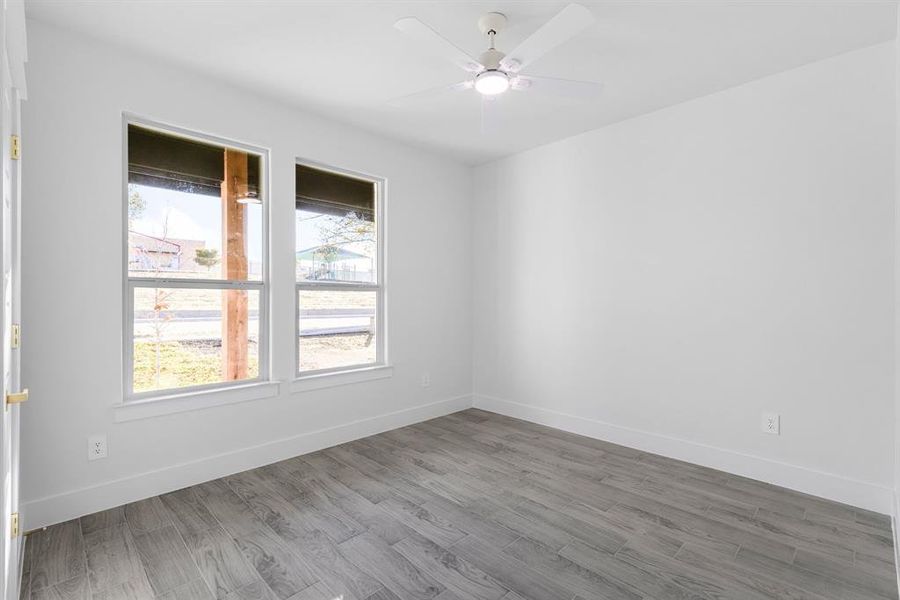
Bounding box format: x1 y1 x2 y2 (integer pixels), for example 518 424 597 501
1 2 26 599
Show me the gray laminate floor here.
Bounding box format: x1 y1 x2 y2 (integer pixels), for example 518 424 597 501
21 409 898 600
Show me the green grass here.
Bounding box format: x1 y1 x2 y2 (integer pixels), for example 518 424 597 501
133 341 258 393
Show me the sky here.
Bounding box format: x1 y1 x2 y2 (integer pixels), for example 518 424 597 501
130 183 263 262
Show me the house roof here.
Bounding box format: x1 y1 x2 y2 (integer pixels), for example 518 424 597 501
296 245 369 262
129 231 206 255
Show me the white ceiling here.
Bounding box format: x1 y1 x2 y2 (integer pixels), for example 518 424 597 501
25 1 897 164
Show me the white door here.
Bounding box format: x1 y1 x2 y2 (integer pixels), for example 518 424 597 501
0 1 26 598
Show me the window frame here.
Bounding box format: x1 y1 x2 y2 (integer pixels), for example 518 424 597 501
294 158 386 379
122 114 270 401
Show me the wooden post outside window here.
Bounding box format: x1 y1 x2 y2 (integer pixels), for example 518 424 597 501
221 148 249 380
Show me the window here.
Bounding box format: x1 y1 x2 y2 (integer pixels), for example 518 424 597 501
125 120 267 398
295 162 383 375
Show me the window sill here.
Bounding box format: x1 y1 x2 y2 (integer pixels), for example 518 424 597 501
113 381 281 422
291 364 393 394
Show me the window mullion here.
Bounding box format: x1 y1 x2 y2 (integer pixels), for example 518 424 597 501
296 283 379 292
129 278 263 290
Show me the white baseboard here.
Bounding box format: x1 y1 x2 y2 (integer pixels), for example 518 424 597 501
24 391 893 530
22 394 473 530
473 393 893 515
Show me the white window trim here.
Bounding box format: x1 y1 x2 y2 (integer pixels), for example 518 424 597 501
113 381 281 422
121 113 271 405
294 158 388 382
290 364 393 394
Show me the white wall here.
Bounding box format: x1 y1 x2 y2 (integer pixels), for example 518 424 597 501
19 20 898 526
20 21 473 529
473 42 897 513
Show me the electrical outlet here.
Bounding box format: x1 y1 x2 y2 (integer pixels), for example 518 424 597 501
761 412 780 435
88 434 108 461
421 372 431 388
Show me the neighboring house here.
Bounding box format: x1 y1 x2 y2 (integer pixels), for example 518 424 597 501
129 231 207 273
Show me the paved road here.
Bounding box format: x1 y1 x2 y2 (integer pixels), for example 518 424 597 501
134 309 374 340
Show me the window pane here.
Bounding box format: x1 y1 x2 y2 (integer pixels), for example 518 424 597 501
128 125 263 281
296 165 375 284
299 289 376 372
133 287 260 393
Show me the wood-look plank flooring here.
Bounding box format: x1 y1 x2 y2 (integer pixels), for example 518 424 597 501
21 409 898 600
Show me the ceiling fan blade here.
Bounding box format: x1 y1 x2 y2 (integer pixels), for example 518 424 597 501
512 75 603 99
394 17 484 73
387 81 472 106
499 4 595 73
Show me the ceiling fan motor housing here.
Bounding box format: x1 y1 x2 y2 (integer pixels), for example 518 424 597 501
478 48 505 70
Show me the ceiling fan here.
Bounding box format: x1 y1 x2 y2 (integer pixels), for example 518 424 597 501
392 3 602 105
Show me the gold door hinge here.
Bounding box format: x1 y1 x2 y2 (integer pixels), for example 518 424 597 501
11 324 20 349
10 135 19 160
10 513 18 538
6 389 27 408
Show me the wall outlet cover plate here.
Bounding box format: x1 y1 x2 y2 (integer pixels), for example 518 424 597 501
762 412 780 435
88 434 108 460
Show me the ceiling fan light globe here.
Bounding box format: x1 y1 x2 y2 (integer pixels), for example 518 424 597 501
474 70 510 96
